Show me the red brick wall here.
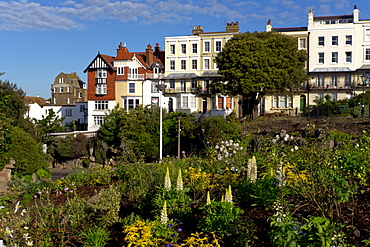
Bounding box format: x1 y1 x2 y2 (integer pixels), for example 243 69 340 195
87 70 116 101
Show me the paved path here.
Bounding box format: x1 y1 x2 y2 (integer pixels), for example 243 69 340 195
49 168 77 180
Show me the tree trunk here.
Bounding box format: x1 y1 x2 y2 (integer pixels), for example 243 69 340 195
242 96 260 120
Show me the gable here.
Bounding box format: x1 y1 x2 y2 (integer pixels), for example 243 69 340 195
84 54 114 73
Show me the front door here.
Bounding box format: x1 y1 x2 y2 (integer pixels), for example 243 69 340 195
202 98 207 114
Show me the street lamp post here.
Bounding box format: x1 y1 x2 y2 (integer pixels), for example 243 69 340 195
361 75 368 118
177 116 181 158
156 84 167 160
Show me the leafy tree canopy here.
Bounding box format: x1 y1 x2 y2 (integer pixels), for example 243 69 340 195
34 109 65 143
215 31 308 116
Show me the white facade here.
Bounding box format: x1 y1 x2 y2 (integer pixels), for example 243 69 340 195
27 102 87 127
87 100 115 131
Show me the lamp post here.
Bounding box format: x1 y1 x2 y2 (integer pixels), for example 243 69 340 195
177 116 181 158
361 75 368 118
156 84 167 160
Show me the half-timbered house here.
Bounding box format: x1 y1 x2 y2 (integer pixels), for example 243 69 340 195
84 42 164 131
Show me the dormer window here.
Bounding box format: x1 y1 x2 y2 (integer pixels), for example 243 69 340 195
59 78 64 83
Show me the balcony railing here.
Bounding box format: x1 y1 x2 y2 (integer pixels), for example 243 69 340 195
146 74 164 80
128 74 145 80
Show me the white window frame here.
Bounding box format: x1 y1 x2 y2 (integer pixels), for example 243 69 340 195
59 78 64 84
215 40 222 52
117 66 124 75
97 69 107 78
181 43 186 54
318 36 325 46
345 35 352 46
96 84 107 95
299 38 306 49
94 116 104 126
60 87 64 93
95 100 108 110
192 43 198 54
204 41 210 53
192 59 197 70
65 109 72 116
331 52 338 64
331 36 338 46
170 44 175 55
318 52 324 64
273 95 293 108
181 96 189 108
170 60 175 70
317 75 325 87
204 58 210 70
365 48 370 61
189 95 196 108
129 82 135 93
365 29 370 41
181 60 186 70
345 51 352 63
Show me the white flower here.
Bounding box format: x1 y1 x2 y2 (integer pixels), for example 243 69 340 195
294 146 298 151
215 145 219 149
176 169 183 191
23 233 31 239
164 167 171 191
0 240 6 247
21 209 26 216
14 201 21 214
5 227 13 238
26 241 33 246
160 201 168 224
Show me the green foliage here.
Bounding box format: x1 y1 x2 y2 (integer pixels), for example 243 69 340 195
238 176 280 208
0 79 36 134
197 116 241 148
34 109 64 142
152 184 192 221
198 201 255 246
98 105 161 162
6 127 50 177
215 31 308 116
48 133 89 161
300 216 347 247
81 227 110 247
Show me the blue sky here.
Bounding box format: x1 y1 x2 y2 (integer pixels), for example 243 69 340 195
0 0 369 99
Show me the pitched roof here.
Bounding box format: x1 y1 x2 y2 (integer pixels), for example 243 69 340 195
25 96 47 106
114 46 132 60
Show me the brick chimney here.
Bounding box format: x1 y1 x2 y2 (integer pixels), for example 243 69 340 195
226 22 239 32
154 43 161 57
146 44 154 66
192 26 203 36
116 42 124 55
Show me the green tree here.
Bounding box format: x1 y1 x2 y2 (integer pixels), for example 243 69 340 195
215 31 308 118
34 109 65 143
6 126 50 177
0 79 32 129
98 105 162 162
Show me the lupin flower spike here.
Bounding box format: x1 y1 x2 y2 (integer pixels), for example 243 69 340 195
164 167 171 191
206 191 211 205
176 169 183 191
160 200 168 224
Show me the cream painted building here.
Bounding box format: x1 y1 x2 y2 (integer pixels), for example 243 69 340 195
164 23 240 117
265 5 370 115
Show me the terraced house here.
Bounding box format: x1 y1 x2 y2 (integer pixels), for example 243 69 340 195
84 42 164 131
163 22 240 118
266 5 370 115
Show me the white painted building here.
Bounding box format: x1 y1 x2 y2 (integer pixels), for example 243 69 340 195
265 5 370 115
